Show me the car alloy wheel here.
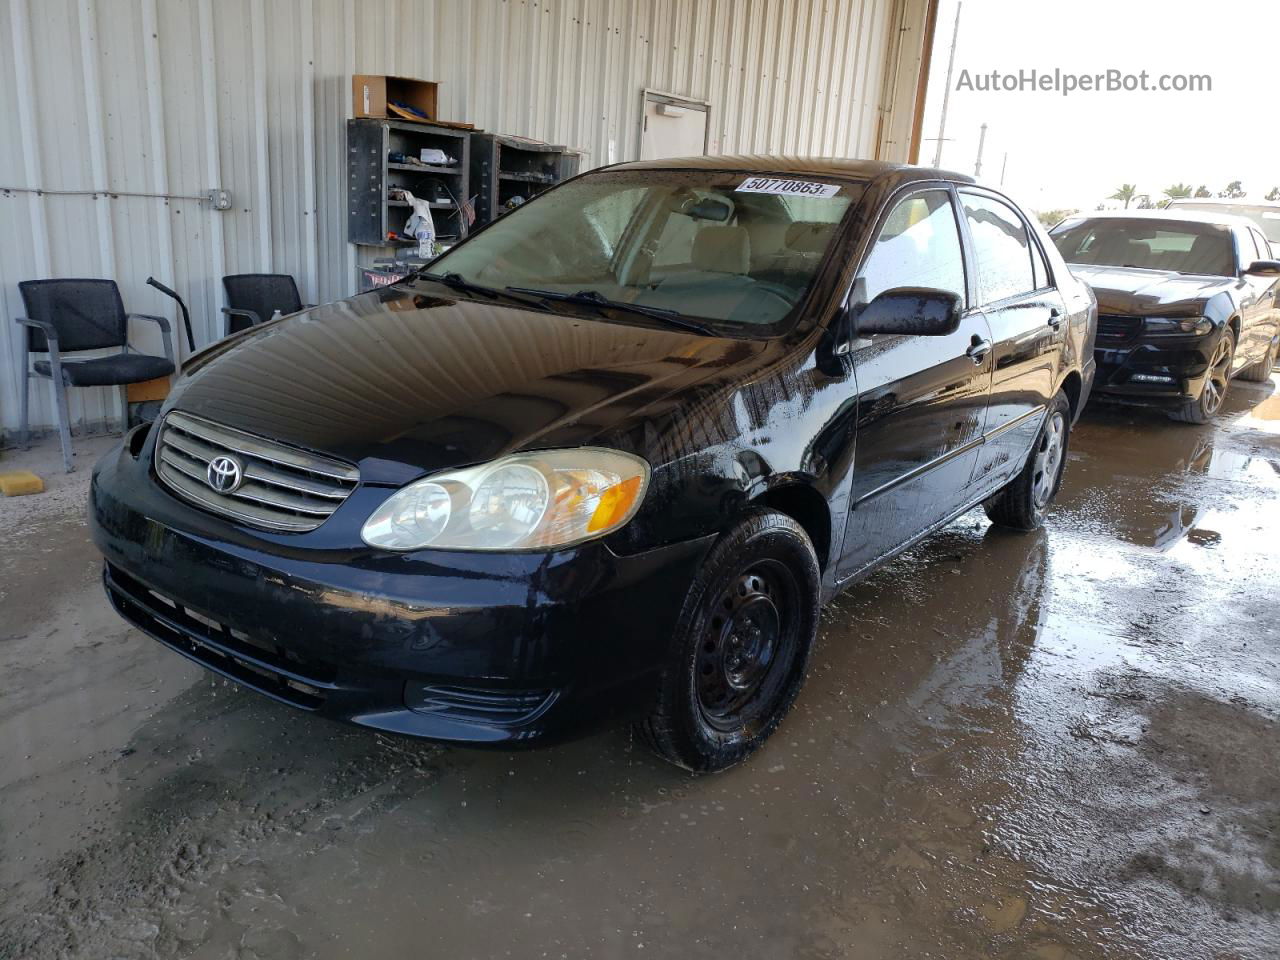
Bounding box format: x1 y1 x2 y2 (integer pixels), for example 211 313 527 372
1201 334 1234 415
1031 410 1066 510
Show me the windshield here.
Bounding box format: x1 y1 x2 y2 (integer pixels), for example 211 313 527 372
1168 201 1280 244
427 170 863 335
1051 218 1236 277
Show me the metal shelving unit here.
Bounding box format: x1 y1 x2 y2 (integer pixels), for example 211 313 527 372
469 133 578 226
347 118 471 246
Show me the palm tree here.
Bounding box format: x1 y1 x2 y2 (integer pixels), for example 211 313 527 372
1164 183 1194 200
1109 183 1139 209
1195 185 1212 198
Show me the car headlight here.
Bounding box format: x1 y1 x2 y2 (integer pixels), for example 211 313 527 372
361 448 649 551
1144 316 1212 336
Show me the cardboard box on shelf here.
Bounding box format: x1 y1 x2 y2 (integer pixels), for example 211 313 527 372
352 75 474 129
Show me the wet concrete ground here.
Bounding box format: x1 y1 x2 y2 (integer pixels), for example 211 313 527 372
2 377 1279 960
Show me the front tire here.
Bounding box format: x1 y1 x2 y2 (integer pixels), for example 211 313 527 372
983 390 1071 532
1170 327 1235 423
637 509 820 773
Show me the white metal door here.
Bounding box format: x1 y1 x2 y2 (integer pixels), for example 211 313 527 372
640 92 709 160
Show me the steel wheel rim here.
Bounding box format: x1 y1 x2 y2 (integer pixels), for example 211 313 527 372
696 559 800 734
1031 411 1066 509
1203 336 1233 413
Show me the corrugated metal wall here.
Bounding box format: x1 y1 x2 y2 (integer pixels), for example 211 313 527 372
1 0 931 439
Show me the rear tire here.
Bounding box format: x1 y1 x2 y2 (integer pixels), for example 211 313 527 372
637 508 819 773
1237 334 1277 383
983 390 1071 532
1169 327 1235 423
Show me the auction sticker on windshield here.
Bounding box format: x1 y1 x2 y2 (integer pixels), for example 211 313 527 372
737 177 841 198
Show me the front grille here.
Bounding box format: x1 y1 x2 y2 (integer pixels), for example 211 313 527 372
104 564 336 710
1096 314 1144 345
154 411 359 532
405 682 556 725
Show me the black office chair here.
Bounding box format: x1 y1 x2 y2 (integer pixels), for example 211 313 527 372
16 279 175 472
221 274 312 335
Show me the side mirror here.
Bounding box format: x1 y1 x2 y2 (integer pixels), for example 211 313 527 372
855 288 963 337
1244 259 1280 277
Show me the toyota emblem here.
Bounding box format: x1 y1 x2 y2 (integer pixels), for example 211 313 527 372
206 455 244 494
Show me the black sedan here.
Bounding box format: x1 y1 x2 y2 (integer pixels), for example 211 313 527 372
91 157 1095 771
1050 211 1280 422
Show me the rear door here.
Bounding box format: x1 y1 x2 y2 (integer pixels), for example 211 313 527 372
1239 227 1280 367
836 186 993 580
958 190 1065 497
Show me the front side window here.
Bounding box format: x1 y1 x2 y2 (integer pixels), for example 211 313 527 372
857 189 966 306
962 193 1036 304
581 187 648 262
430 170 863 335
1249 228 1272 263
1031 238 1050 290
1050 218 1236 277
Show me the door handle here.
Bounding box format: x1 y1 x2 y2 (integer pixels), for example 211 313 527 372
966 336 992 364
1048 307 1063 330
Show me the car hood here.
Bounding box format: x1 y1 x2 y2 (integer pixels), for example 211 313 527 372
1067 264 1233 315
165 282 762 482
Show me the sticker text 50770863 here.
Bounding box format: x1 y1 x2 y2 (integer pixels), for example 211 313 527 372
736 177 840 198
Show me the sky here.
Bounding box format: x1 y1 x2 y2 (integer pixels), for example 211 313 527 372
918 0 1280 215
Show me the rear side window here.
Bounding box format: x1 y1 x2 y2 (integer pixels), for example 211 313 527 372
858 189 966 306
962 194 1036 304
780 194 847 224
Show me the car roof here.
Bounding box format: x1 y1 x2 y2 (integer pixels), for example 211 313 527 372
607 154 976 186
1064 209 1260 230
1167 198 1280 212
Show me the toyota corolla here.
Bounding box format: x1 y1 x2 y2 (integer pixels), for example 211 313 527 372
90 157 1095 771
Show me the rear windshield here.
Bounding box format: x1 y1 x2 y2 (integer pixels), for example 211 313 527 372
1051 218 1236 277
428 169 863 335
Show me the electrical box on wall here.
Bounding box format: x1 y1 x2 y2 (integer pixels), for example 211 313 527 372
206 189 232 210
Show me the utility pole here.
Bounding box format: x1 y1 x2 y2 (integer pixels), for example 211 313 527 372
931 1 963 168
974 122 988 178
1000 152 1008 186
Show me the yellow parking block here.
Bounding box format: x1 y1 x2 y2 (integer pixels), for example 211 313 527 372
0 471 44 497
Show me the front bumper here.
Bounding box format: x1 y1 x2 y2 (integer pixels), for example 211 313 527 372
1090 328 1222 406
89 441 712 746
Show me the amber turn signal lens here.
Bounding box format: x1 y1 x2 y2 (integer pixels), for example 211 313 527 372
588 475 644 533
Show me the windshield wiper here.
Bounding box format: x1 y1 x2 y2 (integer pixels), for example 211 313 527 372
506 287 714 335
419 271 496 295
418 272 549 310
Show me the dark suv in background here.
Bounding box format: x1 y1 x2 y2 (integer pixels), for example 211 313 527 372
91 157 1095 772
1051 210 1280 422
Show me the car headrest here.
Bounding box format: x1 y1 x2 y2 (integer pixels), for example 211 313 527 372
785 221 833 254
1092 234 1147 266
1185 234 1233 276
692 226 751 274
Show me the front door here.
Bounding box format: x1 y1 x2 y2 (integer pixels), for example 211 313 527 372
959 190 1065 495
1236 227 1280 368
836 187 993 581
